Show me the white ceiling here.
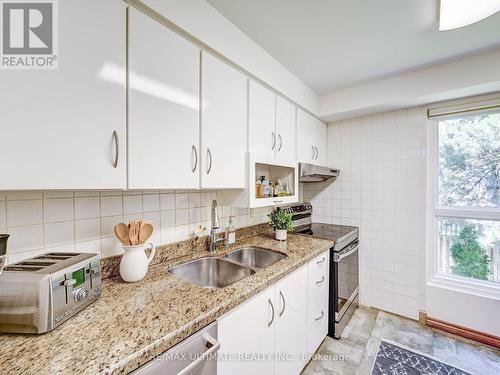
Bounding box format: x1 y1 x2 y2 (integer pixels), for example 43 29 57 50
207 0 500 95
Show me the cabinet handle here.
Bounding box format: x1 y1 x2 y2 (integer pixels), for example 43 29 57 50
316 276 325 285
268 298 275 327
191 145 198 173
279 290 285 317
112 130 119 168
316 257 326 265
278 134 283 152
206 148 212 174
311 145 315 159
271 132 276 150
314 146 319 160
315 310 325 321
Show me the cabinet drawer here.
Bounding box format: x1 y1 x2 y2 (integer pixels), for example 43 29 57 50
308 251 329 285
307 251 329 355
306 291 328 355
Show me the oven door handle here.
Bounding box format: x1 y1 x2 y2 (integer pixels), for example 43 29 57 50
334 243 359 262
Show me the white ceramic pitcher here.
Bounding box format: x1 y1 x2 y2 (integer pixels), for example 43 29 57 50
119 241 156 282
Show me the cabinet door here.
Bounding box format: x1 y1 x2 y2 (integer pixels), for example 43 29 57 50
128 8 199 189
201 52 247 189
313 118 327 166
248 80 276 158
0 0 126 189
307 251 330 355
296 109 315 163
275 96 296 161
218 286 276 375
274 265 308 375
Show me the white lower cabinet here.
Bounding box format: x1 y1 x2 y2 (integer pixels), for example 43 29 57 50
217 285 276 375
218 252 329 375
274 266 308 375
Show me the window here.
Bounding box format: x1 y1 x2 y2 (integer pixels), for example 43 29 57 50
428 104 500 289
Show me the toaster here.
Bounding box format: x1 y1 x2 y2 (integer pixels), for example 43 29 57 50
0 252 101 333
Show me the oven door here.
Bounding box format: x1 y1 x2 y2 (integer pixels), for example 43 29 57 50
333 240 359 323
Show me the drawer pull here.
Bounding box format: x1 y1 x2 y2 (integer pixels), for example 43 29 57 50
315 310 325 321
316 276 325 285
316 257 326 265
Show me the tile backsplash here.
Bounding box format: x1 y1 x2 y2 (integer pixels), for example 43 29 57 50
0 190 272 264
304 107 427 320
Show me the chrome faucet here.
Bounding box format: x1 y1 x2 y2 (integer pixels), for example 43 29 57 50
210 200 225 253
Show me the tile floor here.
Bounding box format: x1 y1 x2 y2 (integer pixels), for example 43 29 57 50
302 308 500 375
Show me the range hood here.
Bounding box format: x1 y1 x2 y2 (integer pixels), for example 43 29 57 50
299 163 339 183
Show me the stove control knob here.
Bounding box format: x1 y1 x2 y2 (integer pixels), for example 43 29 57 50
73 288 89 302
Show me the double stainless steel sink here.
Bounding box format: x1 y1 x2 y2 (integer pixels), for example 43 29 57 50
169 247 286 288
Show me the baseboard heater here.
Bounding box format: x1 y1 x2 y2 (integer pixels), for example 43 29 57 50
425 316 500 349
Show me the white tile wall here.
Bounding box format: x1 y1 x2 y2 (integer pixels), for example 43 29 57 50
0 190 272 263
303 107 427 320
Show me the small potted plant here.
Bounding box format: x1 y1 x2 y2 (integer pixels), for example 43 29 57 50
268 207 293 241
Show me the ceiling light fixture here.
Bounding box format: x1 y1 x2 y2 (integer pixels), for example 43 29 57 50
439 0 500 31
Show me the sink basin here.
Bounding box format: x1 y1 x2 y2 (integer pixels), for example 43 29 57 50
169 257 255 288
224 247 286 269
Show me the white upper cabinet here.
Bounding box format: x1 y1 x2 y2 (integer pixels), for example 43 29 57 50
200 52 247 189
249 81 297 161
248 80 276 158
0 0 126 189
297 109 314 163
128 8 199 189
297 109 327 166
313 117 327 166
275 96 296 161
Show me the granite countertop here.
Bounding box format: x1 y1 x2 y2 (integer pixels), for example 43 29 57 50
0 233 334 375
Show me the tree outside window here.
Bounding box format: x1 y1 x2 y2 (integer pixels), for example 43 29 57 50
437 112 500 284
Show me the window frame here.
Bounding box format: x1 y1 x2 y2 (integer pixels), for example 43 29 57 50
426 112 500 300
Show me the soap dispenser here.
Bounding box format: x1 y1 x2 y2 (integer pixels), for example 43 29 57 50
225 216 236 245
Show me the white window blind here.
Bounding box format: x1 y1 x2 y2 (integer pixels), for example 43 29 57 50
428 95 500 119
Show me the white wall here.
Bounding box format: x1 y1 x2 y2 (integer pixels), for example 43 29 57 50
0 190 272 264
319 48 500 122
304 107 427 320
427 284 500 337
140 0 319 114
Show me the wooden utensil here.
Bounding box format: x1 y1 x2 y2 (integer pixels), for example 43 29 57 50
138 220 145 243
139 223 153 243
128 221 139 245
114 223 130 245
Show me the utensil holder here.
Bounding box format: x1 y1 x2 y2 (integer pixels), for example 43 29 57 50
119 241 156 282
